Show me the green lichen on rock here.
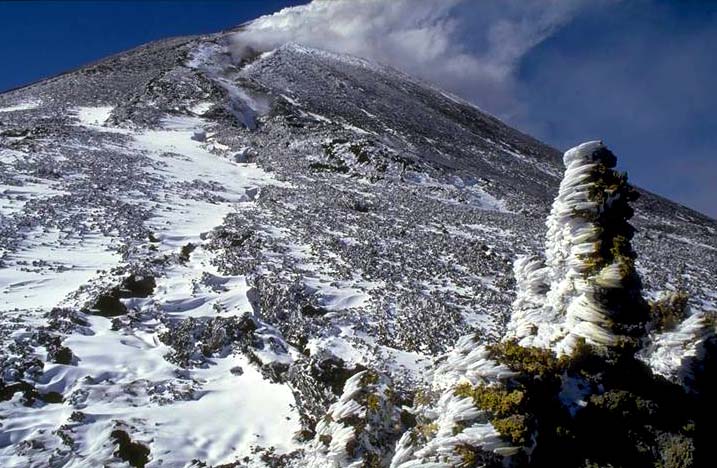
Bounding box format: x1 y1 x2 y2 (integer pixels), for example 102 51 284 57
479 334 705 467
650 290 690 332
454 443 503 468
657 433 695 468
491 414 529 445
309 369 407 466
488 340 566 378
454 383 525 418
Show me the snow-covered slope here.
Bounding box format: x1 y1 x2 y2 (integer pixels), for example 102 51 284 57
0 29 715 467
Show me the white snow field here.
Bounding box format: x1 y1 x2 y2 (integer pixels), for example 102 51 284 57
0 107 301 466
0 100 41 113
0 229 120 312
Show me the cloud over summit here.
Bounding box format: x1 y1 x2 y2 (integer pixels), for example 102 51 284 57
233 0 595 119
233 0 716 218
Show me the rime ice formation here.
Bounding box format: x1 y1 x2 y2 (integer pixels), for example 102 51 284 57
642 309 714 386
391 141 716 466
389 336 518 467
507 141 649 355
306 370 404 467
506 255 550 344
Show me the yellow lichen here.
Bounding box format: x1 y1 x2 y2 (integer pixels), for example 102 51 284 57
366 394 381 412
491 414 528 445
488 340 565 377
417 422 438 439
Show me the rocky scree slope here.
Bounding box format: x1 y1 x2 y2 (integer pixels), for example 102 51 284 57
0 30 715 467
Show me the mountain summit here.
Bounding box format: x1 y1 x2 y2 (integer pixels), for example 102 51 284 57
0 28 715 467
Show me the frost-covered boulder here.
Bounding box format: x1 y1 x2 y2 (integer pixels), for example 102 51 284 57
306 370 405 467
641 308 716 387
508 141 649 355
191 129 206 141
389 141 715 467
390 335 519 467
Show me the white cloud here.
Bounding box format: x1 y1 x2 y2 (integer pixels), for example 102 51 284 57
233 0 598 118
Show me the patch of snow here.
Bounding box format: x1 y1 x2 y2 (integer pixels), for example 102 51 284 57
500 143 560 178
665 233 717 252
0 229 120 312
153 248 253 320
1 108 301 465
303 277 371 311
280 93 300 106
0 181 69 217
303 110 332 123
0 313 299 466
0 100 41 113
404 171 509 213
189 101 214 115
74 106 114 126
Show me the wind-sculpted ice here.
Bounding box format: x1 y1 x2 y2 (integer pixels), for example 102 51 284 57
642 309 714 386
507 141 648 354
506 141 716 389
306 370 404 468
389 336 518 467
391 142 673 465
310 141 716 466
505 255 552 347
431 335 517 389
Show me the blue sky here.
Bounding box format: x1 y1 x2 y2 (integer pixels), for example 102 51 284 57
0 0 304 91
514 1 717 219
1 0 714 218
